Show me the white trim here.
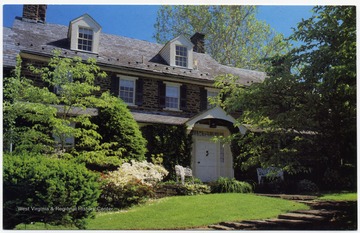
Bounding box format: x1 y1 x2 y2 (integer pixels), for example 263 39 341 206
191 125 234 182
164 82 181 111
68 14 102 54
117 75 138 106
186 106 238 131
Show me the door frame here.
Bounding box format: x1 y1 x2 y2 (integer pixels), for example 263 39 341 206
191 124 231 182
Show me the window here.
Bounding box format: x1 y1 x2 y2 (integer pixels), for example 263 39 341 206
207 89 219 109
54 71 73 95
165 84 180 109
78 27 93 52
119 77 136 105
53 122 76 149
175 45 188 67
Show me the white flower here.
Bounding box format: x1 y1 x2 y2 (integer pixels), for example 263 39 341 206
106 160 169 187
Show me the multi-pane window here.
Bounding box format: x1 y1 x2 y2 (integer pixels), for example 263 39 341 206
175 45 188 67
78 27 93 52
207 90 218 109
53 122 76 149
119 78 136 104
165 85 180 109
54 71 73 95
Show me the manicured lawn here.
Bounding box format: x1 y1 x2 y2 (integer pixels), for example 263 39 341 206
318 192 357 201
87 193 308 230
15 194 308 230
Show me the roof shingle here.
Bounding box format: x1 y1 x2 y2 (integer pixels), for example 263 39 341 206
3 17 266 85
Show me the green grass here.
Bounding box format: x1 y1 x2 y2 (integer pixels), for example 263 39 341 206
87 193 307 230
318 192 357 201
15 222 78 230
15 194 309 230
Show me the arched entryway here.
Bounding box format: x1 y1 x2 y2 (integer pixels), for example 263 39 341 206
185 107 242 182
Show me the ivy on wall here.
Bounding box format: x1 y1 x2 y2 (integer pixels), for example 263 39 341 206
141 124 192 180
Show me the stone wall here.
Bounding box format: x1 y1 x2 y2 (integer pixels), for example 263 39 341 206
17 58 206 117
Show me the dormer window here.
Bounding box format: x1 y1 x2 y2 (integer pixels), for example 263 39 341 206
159 35 194 69
175 45 188 67
78 27 93 52
68 14 101 54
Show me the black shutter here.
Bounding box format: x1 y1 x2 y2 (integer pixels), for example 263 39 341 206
110 75 119 97
180 84 187 110
135 78 144 106
200 87 207 111
158 81 166 108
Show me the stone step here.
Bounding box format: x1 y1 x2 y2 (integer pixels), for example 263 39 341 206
208 224 234 230
278 212 326 221
292 209 338 217
265 218 311 226
241 219 279 228
220 221 255 230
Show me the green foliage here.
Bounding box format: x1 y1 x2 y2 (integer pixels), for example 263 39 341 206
98 180 154 209
3 153 101 229
215 6 356 188
3 51 147 171
175 184 211 196
3 55 58 154
3 50 107 156
141 125 192 179
211 177 253 193
154 5 289 71
93 92 147 163
296 179 319 194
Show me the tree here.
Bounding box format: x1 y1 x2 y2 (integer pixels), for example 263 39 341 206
154 5 289 71
93 93 147 164
215 6 356 189
3 51 147 170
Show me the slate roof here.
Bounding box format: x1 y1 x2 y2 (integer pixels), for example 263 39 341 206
3 17 267 85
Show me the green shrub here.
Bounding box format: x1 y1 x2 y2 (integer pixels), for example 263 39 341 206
94 93 147 163
211 177 253 193
155 182 211 197
98 180 154 209
296 179 319 194
3 153 101 229
176 184 211 195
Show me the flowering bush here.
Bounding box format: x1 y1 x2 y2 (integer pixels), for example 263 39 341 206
98 160 168 209
98 180 154 209
106 160 169 187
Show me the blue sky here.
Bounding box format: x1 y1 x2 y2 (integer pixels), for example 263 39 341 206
3 5 314 43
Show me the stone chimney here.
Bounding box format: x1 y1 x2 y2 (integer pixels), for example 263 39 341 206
190 32 205 53
22 5 47 23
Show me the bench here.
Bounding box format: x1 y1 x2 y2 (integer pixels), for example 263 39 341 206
175 165 194 185
256 167 284 184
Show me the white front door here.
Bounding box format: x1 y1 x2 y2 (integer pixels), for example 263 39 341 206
195 138 218 182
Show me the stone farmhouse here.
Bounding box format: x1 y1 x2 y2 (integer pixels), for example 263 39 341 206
3 5 267 182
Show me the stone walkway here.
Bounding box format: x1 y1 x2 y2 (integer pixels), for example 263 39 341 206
196 194 357 230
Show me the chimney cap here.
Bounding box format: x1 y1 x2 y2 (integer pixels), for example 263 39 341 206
190 32 205 54
190 32 205 40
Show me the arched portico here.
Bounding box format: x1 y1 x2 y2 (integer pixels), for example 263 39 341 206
185 107 243 182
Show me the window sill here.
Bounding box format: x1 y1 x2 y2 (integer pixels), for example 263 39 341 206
163 108 183 112
126 103 138 108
